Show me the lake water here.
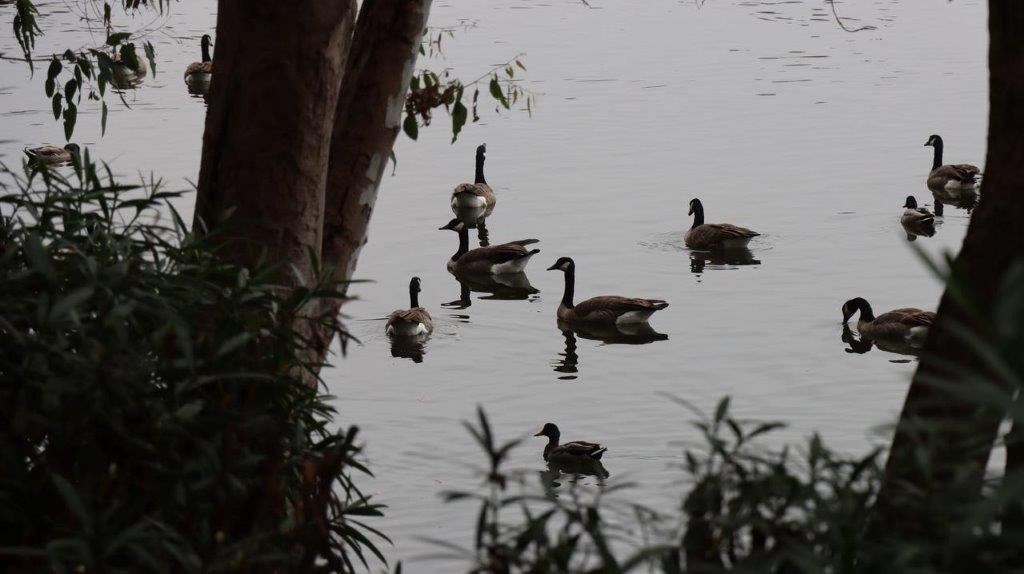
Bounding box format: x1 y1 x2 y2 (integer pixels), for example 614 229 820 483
0 0 988 569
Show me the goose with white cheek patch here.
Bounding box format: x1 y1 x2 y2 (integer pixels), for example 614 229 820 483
841 297 935 343
548 257 668 325
924 134 981 194
684 198 759 250
439 218 539 275
451 144 496 211
385 277 433 337
534 423 607 464
184 34 214 85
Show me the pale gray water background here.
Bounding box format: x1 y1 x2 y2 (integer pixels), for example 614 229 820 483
0 0 987 569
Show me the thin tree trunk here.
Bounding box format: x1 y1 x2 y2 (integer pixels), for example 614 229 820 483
195 0 357 284
312 0 432 360
865 0 1024 565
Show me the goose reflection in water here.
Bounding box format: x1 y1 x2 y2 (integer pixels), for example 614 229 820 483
452 205 493 247
388 334 427 363
553 321 668 379
841 324 919 359
932 188 979 216
443 272 538 309
689 246 761 275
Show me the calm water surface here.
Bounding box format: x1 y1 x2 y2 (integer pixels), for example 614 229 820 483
0 0 987 568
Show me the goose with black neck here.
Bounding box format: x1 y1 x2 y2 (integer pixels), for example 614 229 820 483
548 257 668 326
439 218 539 275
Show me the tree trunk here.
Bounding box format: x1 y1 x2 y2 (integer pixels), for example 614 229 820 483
312 0 432 360
865 0 1024 564
195 0 357 284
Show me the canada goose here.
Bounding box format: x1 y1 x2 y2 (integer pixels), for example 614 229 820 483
924 135 980 194
534 423 607 463
901 196 935 226
841 297 935 342
451 144 496 211
24 143 79 164
112 47 148 76
385 277 433 336
684 198 759 250
439 218 539 275
842 324 920 358
184 35 213 82
548 257 668 325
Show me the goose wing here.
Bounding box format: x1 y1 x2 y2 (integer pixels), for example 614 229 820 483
933 164 980 184
386 307 432 326
875 308 935 327
461 241 538 265
573 296 668 322
25 145 64 158
687 223 759 247
184 61 213 77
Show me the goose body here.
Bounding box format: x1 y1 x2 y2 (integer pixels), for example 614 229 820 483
451 144 497 210
112 48 148 76
684 198 759 249
548 257 668 326
842 297 935 342
924 135 980 194
24 143 79 165
440 218 538 275
184 34 214 82
385 277 433 337
534 423 607 464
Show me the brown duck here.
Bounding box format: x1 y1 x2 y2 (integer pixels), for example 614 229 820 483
534 423 606 463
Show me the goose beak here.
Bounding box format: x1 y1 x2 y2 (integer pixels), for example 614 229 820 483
546 264 559 271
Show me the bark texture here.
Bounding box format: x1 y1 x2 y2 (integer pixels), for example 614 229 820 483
866 0 1024 563
195 0 357 283
312 0 432 358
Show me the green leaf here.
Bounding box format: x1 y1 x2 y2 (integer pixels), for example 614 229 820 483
50 287 95 322
64 78 77 102
714 396 731 424
51 94 62 120
106 32 132 46
402 113 418 140
489 76 508 109
63 102 77 141
451 101 467 143
46 57 61 82
101 101 108 136
144 41 156 75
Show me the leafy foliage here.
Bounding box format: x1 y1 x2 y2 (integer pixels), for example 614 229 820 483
0 158 385 572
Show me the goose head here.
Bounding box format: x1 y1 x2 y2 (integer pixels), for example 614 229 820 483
841 297 869 324
64 143 80 154
546 257 575 272
688 197 702 216
439 218 466 232
533 422 560 440
201 34 212 50
476 143 486 160
409 276 422 294
924 134 942 147
904 196 918 209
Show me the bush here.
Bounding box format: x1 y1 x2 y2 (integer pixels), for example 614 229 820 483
0 159 384 573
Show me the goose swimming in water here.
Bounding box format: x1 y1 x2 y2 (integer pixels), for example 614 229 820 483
924 134 980 194
451 144 496 211
548 257 668 325
684 198 759 250
841 297 935 342
385 277 433 337
439 218 539 275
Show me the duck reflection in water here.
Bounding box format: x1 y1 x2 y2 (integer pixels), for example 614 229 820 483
443 272 539 309
553 321 668 378
689 247 760 275
841 324 919 358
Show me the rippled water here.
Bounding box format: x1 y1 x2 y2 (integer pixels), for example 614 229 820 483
0 0 988 568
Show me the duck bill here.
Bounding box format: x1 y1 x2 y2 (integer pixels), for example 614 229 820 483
533 430 545 436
